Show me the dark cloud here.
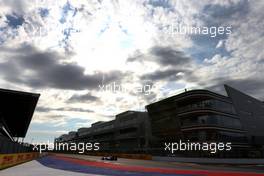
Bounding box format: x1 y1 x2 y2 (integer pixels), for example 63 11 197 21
46 115 65 119
141 69 184 81
36 106 94 113
35 106 52 113
127 46 192 67
146 0 173 9
0 45 125 90
57 107 94 113
202 0 249 25
67 93 99 103
128 46 197 86
150 46 192 67
126 50 144 63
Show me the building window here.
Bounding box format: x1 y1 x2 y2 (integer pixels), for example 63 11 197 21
178 99 236 114
181 115 242 129
218 131 247 143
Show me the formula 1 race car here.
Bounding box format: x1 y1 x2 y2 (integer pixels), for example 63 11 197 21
101 156 118 161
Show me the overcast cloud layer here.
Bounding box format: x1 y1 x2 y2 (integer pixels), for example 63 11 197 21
0 0 263 142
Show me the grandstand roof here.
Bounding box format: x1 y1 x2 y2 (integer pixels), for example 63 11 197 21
0 88 40 137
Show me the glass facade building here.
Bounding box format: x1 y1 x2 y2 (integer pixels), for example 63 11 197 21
146 85 264 158
55 85 264 158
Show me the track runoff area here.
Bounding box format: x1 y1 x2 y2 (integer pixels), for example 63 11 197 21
1 154 264 176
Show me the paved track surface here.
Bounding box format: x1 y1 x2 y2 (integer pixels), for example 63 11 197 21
55 153 264 173
1 154 264 176
0 160 101 176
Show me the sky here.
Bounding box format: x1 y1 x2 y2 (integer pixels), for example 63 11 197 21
0 0 263 143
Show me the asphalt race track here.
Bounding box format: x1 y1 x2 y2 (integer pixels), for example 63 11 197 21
1 154 264 176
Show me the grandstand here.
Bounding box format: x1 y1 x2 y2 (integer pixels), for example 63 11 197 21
0 88 40 154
